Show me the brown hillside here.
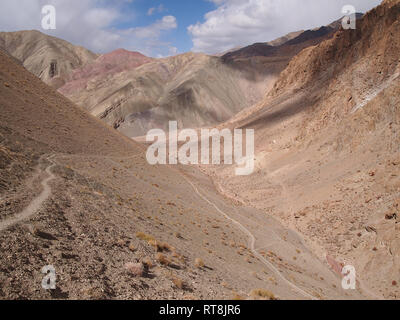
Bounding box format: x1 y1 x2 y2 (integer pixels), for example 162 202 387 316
0 30 97 87
0 47 363 300
59 52 273 137
207 0 400 299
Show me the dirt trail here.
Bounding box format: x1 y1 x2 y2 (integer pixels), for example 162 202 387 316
0 157 56 232
180 173 317 300
0 152 142 233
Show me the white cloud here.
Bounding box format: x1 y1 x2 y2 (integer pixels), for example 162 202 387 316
129 16 177 39
120 16 178 56
188 0 382 54
147 4 166 16
0 0 177 56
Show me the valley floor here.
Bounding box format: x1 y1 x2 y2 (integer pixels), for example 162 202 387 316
0 150 370 300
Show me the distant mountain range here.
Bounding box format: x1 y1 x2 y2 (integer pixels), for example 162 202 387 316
0 16 353 137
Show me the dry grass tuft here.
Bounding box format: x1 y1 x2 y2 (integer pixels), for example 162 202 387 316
250 289 278 300
194 258 205 269
156 253 170 266
171 277 185 290
142 257 154 269
136 232 155 242
149 240 173 252
124 262 144 277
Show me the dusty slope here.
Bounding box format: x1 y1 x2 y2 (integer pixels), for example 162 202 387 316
0 47 367 300
207 0 400 299
0 30 97 88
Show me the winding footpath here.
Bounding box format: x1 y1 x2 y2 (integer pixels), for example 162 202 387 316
180 173 317 300
0 152 144 234
0 156 56 232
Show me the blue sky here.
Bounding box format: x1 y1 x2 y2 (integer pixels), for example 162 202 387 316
0 0 382 57
125 0 215 54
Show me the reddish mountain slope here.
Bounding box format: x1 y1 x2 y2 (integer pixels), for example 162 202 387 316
59 49 153 95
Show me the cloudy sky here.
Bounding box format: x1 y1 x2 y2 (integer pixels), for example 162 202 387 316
0 0 382 57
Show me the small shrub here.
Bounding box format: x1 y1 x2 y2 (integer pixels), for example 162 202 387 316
136 232 155 242
194 258 205 269
160 242 173 252
148 239 160 251
142 257 154 269
149 240 172 252
250 289 278 300
172 277 185 290
124 262 144 277
116 239 126 247
156 253 170 266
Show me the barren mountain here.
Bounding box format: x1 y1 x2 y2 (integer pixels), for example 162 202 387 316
0 20 345 140
57 19 344 138
206 0 400 299
214 30 303 56
0 30 97 88
59 49 153 95
1 0 397 301
59 52 273 137
1 40 370 300
220 17 349 76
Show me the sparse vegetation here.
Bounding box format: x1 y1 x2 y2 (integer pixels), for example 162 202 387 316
124 262 144 277
171 277 185 290
116 239 126 247
250 289 278 300
194 258 205 268
156 253 170 266
128 243 136 252
136 232 155 242
142 257 154 269
148 239 172 252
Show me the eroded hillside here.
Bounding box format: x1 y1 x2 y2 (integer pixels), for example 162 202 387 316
59 52 273 137
0 46 365 300
208 0 400 299
0 30 97 87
